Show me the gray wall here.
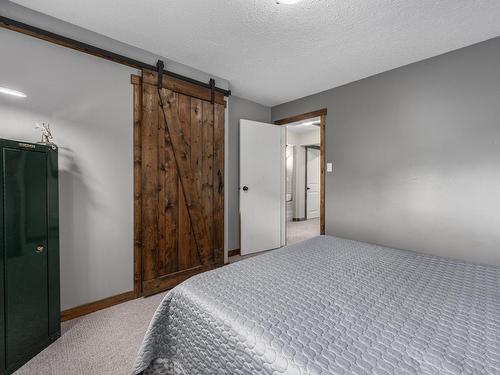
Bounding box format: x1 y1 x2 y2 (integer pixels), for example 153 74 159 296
0 2 233 309
227 96 271 251
0 28 136 310
272 37 500 266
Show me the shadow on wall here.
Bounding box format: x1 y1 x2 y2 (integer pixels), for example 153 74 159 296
58 146 94 309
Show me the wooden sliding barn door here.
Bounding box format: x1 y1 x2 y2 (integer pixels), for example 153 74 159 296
133 70 225 296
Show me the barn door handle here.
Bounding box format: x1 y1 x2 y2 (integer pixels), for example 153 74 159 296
217 170 223 194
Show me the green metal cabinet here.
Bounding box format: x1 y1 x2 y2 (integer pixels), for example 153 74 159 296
0 139 60 375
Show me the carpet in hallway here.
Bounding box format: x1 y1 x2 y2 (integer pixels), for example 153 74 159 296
286 217 320 245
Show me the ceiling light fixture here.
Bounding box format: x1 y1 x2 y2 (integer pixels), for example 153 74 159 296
0 86 27 98
276 0 303 5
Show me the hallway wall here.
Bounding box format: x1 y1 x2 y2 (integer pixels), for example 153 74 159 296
272 36 500 266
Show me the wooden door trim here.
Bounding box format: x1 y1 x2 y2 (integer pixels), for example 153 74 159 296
134 73 226 106
273 109 327 125
319 114 326 234
228 249 241 257
274 109 327 235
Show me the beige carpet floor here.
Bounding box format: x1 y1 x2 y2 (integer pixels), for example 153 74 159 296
286 217 320 245
14 291 167 375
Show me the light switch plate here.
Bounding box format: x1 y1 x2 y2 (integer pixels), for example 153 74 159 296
327 163 333 172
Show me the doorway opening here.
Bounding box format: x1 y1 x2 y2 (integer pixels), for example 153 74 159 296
284 118 320 244
275 109 326 245
237 109 326 258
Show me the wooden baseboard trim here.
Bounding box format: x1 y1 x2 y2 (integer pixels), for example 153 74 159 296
61 290 135 322
228 249 241 257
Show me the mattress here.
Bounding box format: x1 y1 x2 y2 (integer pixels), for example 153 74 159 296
133 235 500 374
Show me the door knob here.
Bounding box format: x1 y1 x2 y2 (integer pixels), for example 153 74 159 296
242 186 249 191
35 244 45 253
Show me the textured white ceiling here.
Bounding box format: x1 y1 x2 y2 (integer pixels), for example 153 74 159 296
11 0 500 106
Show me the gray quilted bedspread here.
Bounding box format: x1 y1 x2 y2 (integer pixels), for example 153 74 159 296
133 235 500 374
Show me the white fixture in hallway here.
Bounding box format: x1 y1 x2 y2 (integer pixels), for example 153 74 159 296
306 147 320 219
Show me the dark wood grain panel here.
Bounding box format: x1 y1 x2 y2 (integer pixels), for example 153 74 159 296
142 264 216 297
190 98 204 267
178 181 192 270
141 82 159 281
213 102 225 265
132 76 143 298
177 94 198 270
202 101 214 257
156 109 167 275
158 106 179 275
191 98 203 198
138 70 225 296
142 70 225 105
163 110 180 274
158 88 213 265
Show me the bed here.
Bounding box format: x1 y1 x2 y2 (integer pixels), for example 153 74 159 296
133 235 500 374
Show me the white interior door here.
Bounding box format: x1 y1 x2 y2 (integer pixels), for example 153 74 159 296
240 119 285 255
306 147 320 219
